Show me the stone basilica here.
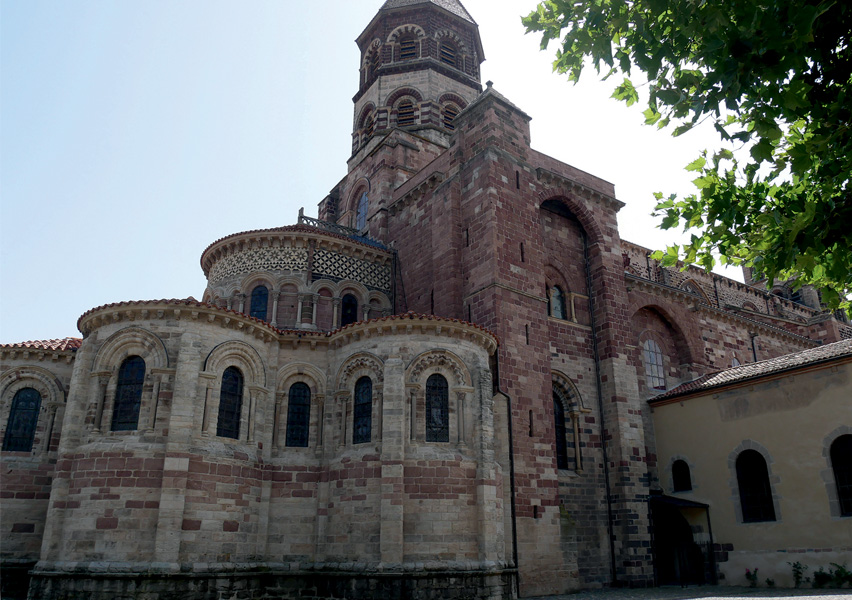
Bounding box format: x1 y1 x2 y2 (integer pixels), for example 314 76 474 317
2 1 850 599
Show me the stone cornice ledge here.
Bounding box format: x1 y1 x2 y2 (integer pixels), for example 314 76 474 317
626 274 820 346
330 312 499 354
536 167 625 211
77 301 498 354
389 171 447 216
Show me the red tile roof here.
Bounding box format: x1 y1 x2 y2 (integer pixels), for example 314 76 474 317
76 299 497 342
1 337 82 351
650 339 852 404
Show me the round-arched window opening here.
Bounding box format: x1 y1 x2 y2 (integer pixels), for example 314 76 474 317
672 459 692 492
443 104 460 130
250 285 269 321
356 192 368 230
341 294 359 327
439 41 456 67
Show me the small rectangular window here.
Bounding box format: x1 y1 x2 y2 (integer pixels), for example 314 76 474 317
440 43 456 66
398 101 415 126
400 39 417 60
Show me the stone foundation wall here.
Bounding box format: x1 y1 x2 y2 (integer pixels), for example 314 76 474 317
27 566 516 600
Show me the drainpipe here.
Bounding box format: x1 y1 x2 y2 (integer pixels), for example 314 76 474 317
750 333 759 363
583 232 618 585
491 351 520 597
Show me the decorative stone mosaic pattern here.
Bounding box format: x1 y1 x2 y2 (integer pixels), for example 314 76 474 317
208 248 308 284
313 249 391 292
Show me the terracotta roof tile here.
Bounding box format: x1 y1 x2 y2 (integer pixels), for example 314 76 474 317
199 224 390 272
76 300 497 344
1 337 82 351
650 339 852 403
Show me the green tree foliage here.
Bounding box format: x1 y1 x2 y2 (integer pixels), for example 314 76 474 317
523 0 851 308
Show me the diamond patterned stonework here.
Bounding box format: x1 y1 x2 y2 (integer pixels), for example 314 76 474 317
313 249 391 292
208 247 309 284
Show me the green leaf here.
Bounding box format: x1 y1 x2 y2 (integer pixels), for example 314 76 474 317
685 157 707 172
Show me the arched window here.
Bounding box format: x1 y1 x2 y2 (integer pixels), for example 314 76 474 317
642 339 667 391
553 394 569 469
672 459 692 492
286 382 311 447
439 41 456 66
249 285 269 321
341 294 359 327
549 286 566 320
356 192 369 230
353 376 372 444
397 100 415 126
111 356 145 431
731 355 741 367
443 104 459 130
399 37 417 60
3 388 41 452
362 109 376 139
216 367 243 439
369 47 381 79
425 373 449 442
736 449 776 522
831 435 852 516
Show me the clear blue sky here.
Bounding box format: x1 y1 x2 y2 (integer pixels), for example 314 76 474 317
0 0 733 343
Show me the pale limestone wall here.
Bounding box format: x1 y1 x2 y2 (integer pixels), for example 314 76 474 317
651 360 852 587
0 349 75 569
23 302 505 598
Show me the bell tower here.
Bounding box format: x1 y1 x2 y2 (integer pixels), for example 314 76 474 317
350 0 484 163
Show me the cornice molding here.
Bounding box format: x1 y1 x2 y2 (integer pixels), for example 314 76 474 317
625 274 820 346
536 167 624 211
76 301 498 355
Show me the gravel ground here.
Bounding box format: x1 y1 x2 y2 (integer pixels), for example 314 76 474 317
526 586 852 600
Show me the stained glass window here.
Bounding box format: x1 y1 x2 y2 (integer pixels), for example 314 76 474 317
356 192 368 230
217 366 243 439
3 388 41 452
250 285 268 321
111 356 145 431
286 382 311 447
353 376 372 444
426 373 449 442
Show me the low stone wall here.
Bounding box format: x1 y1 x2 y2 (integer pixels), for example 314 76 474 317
27 564 517 600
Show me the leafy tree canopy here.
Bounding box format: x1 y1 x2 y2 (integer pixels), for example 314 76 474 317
523 0 851 309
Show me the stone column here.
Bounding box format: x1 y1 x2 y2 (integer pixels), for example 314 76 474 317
199 375 215 436
38 338 98 562
570 409 582 473
332 297 341 329
271 291 280 327
380 356 405 566
92 373 109 432
146 373 163 432
154 332 201 566
296 293 304 324
311 293 319 327
237 293 246 313
476 369 504 566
